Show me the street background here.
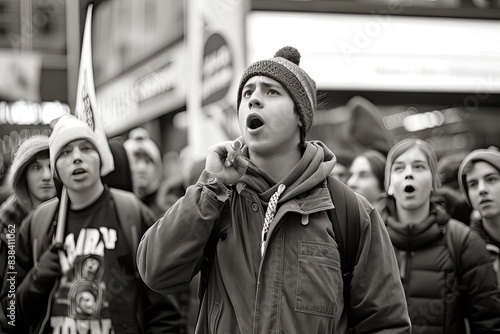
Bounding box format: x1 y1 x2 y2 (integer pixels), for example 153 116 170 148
1 0 500 194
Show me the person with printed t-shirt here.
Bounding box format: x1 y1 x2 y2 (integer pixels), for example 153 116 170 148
15 115 182 334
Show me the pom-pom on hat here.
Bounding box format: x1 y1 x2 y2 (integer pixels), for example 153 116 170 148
237 46 316 145
10 135 50 211
49 114 104 179
458 146 500 206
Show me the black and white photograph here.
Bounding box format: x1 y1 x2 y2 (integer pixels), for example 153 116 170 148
1 1 500 333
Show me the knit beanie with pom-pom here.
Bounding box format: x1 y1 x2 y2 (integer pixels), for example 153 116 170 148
237 46 316 145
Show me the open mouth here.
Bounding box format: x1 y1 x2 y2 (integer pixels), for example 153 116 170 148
404 185 415 193
72 168 87 175
246 113 265 130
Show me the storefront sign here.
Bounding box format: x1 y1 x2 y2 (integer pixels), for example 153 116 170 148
97 43 186 137
202 33 233 106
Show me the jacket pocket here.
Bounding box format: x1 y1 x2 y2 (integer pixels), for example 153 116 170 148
295 241 342 318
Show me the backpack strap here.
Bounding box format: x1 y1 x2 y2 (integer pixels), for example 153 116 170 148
109 188 142 269
445 219 470 282
198 201 230 303
326 175 361 332
30 198 59 262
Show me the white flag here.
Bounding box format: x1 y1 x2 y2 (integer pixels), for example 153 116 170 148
74 4 114 176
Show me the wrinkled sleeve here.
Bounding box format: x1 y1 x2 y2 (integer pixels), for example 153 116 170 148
137 170 231 295
350 195 411 333
135 198 184 333
460 229 500 332
14 213 52 332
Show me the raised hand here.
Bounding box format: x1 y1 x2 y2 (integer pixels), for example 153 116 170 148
205 137 248 186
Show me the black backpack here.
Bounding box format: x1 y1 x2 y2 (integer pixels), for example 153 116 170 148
198 175 361 329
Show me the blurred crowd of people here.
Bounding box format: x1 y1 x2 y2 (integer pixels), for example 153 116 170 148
0 45 499 333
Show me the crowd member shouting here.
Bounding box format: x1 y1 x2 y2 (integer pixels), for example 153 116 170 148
137 46 410 333
377 138 500 333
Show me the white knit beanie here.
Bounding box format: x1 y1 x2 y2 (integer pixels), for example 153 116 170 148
10 135 51 211
49 114 104 179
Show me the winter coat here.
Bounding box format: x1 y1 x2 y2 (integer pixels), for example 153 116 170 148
14 187 182 334
0 194 27 331
378 196 500 333
470 219 500 287
0 194 26 283
138 141 411 334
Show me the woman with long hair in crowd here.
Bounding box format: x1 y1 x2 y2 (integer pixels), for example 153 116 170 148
376 138 500 333
347 149 386 205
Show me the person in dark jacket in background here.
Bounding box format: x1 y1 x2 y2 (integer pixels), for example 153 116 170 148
102 137 134 193
458 146 500 286
137 46 410 333
434 152 473 225
377 138 500 333
0 135 57 331
14 115 182 333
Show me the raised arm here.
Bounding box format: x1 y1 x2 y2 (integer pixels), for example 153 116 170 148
137 169 232 295
137 139 247 295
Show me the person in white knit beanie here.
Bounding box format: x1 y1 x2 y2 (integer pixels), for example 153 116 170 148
13 114 183 333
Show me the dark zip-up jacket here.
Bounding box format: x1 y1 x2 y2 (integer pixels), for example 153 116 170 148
470 219 500 287
378 197 500 333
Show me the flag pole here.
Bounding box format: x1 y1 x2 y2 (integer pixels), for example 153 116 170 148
54 186 68 249
54 3 113 248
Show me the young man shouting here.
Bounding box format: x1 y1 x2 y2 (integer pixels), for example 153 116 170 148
137 46 410 333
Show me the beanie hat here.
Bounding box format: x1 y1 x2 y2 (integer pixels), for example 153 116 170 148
237 46 316 145
49 114 104 179
123 128 163 196
10 135 50 211
458 146 500 206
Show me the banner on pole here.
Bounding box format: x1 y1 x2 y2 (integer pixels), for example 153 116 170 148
74 4 114 176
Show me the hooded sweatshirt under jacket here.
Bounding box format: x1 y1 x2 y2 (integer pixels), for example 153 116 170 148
137 141 411 334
